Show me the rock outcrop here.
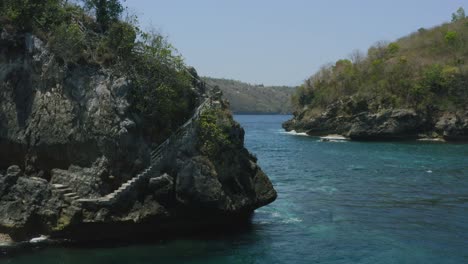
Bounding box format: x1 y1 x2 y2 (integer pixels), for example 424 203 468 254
283 96 468 141
0 30 276 242
435 112 468 141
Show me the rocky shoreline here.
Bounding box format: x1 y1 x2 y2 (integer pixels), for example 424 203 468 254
0 30 277 246
283 97 468 141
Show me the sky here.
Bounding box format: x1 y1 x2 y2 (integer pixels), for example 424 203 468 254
125 0 467 86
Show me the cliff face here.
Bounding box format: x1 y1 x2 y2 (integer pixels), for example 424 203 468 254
0 31 276 241
283 96 468 141
0 31 143 181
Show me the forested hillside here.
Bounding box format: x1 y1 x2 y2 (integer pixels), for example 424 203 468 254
204 77 295 114
285 8 468 140
293 8 467 113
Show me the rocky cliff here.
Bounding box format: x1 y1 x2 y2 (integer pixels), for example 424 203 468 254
283 96 468 141
0 30 276 242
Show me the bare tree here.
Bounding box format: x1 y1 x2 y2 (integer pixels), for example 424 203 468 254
349 49 365 65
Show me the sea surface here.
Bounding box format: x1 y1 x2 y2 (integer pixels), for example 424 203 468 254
4 115 468 264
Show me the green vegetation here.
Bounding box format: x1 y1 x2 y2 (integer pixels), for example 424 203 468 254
83 0 124 31
292 8 468 113
197 110 231 158
52 213 72 231
0 0 198 141
203 77 295 114
452 7 466 22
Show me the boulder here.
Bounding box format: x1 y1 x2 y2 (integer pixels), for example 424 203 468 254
0 175 60 238
149 173 174 199
435 112 468 141
347 109 423 140
176 156 227 210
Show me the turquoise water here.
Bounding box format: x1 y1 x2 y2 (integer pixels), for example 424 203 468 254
3 115 468 263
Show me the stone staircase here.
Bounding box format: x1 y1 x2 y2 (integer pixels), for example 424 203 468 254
72 98 211 206
51 184 80 204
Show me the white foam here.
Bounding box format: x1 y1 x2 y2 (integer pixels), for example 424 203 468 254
267 211 303 225
318 139 347 143
309 186 338 194
30 235 48 243
282 217 303 224
271 212 282 218
319 134 348 141
418 138 445 142
281 130 309 136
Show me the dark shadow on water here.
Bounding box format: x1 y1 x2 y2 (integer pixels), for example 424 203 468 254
0 213 259 260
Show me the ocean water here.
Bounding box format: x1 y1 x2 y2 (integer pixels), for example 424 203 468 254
4 115 468 264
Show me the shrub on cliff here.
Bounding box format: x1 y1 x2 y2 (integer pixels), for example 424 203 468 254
83 0 124 32
0 0 63 31
197 110 231 159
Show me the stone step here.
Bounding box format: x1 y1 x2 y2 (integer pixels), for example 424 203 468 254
64 192 77 198
76 198 97 203
52 184 68 189
64 196 76 202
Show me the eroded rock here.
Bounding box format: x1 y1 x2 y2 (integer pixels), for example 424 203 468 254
0 32 277 242
284 96 467 141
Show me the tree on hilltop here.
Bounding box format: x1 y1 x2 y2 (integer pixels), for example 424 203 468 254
83 0 124 31
452 7 466 22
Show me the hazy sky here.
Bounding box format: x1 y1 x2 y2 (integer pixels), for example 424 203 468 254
125 0 467 86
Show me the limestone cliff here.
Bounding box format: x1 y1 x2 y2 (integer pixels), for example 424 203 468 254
0 30 276 242
283 96 468 141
